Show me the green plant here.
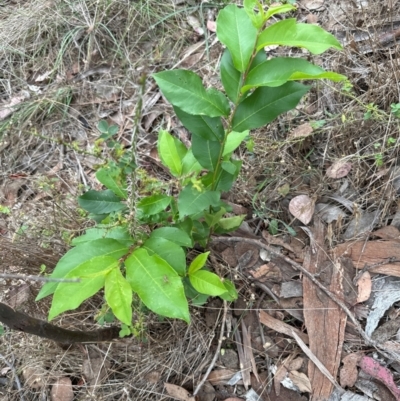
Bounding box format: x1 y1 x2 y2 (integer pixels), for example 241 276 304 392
391 103 400 118
36 1 345 335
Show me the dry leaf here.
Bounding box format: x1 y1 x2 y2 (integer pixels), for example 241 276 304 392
340 353 362 388
315 203 346 223
288 122 313 138
187 15 204 35
23 367 46 389
289 195 315 224
164 383 195 401
50 377 74 401
288 371 312 393
356 271 372 303
301 0 325 10
207 20 216 32
207 369 236 386
326 160 352 179
0 91 30 121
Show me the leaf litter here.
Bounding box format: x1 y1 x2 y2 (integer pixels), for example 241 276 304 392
3 0 400 400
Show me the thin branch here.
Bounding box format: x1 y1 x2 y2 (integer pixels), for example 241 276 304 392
193 300 228 397
0 353 25 401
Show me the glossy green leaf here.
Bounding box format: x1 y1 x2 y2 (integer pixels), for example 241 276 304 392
223 130 250 156
189 270 227 296
221 161 237 174
36 239 128 300
174 107 224 142
178 185 220 217
153 70 230 117
49 256 117 320
126 248 190 322
96 166 127 199
78 190 126 214
143 237 186 275
71 227 133 247
232 82 310 132
181 149 203 175
243 0 264 28
137 194 172 215
264 4 296 20
220 49 242 103
105 267 132 326
243 57 346 91
150 227 193 247
257 19 342 54
217 5 257 72
216 165 240 192
219 279 238 301
220 49 266 104
188 252 210 275
157 130 187 176
191 134 222 171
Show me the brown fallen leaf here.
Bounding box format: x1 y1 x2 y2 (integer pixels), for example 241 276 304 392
164 383 195 401
289 122 313 138
373 225 400 240
326 160 352 179
288 371 312 393
50 377 74 401
259 310 309 344
207 369 237 386
340 353 362 388
356 271 372 303
289 195 315 225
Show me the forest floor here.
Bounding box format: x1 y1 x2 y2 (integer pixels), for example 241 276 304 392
1 0 400 400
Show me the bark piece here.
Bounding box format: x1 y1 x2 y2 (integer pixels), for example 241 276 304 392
302 219 347 401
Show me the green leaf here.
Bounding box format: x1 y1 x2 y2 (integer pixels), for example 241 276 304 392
98 120 109 134
71 226 134 247
49 256 117 320
221 161 237 174
137 194 172 215
243 57 346 91
157 130 187 176
150 227 193 247
219 279 238 301
215 215 246 233
174 107 224 142
191 134 222 171
105 268 132 326
189 270 227 296
125 248 190 322
181 149 203 175
96 166 127 199
232 82 310 132
178 185 220 218
223 130 249 156
217 5 258 72
204 207 226 227
264 4 296 20
153 70 230 117
36 239 128 300
143 237 186 276
188 252 210 275
257 19 343 54
78 190 126 214
220 49 266 104
243 0 264 28
220 49 242 103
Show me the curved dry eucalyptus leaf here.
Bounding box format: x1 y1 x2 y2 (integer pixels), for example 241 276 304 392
343 210 380 240
326 160 352 179
356 271 371 303
289 195 315 225
315 203 346 223
187 15 204 35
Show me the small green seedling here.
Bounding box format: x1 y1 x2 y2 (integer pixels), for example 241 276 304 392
37 1 346 335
